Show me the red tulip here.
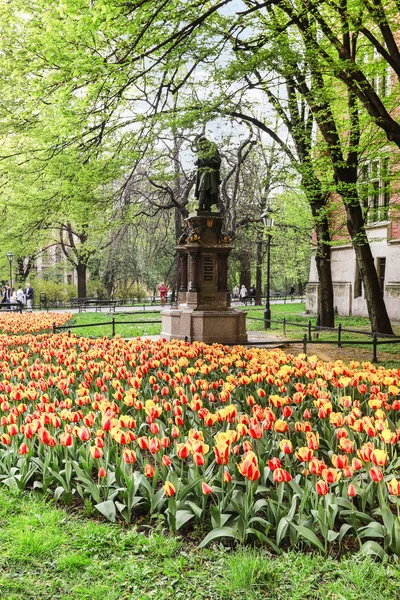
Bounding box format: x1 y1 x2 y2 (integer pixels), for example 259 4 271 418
348 483 357 497
214 442 229 465
279 439 293 454
18 442 28 455
369 466 384 482
387 478 400 496
145 464 155 478
60 433 73 447
98 467 107 478
149 438 161 454
370 449 388 467
322 468 340 484
164 481 176 497
223 470 232 483
176 443 189 459
193 452 205 466
273 468 292 483
90 446 103 459
201 482 213 495
316 480 329 496
296 447 313 462
123 449 137 464
268 457 281 471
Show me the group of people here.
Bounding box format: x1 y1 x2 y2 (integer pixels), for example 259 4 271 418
232 284 256 305
1 283 34 312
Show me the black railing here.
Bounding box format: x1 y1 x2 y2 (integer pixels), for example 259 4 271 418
53 316 162 338
245 314 400 363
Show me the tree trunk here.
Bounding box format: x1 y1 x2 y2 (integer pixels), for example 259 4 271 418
343 200 393 334
255 240 263 305
77 263 87 298
310 199 335 328
174 207 183 296
239 249 251 290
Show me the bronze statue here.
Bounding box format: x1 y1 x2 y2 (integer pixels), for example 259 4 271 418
194 137 221 212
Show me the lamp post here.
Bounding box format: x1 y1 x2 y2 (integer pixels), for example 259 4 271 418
261 210 274 329
6 251 13 288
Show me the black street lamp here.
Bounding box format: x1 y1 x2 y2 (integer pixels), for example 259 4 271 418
261 210 274 329
6 251 13 288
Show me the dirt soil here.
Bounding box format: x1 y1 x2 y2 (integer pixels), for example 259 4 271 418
247 331 400 365
285 341 399 365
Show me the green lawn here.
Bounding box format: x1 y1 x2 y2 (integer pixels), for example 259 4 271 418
0 488 399 600
243 303 400 357
62 305 400 363
64 311 162 338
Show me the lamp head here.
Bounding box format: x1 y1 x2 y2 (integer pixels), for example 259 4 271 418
261 209 274 229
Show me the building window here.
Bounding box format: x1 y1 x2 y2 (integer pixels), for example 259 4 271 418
359 158 390 223
55 247 62 264
67 274 72 285
377 257 386 296
370 47 390 97
381 157 390 220
354 264 363 298
41 248 51 265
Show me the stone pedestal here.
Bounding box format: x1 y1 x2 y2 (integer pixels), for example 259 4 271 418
161 211 247 344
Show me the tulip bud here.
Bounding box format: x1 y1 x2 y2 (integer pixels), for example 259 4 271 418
162 455 172 467
223 471 232 483
18 442 28 455
163 481 176 497
347 483 357 497
144 464 155 478
201 482 213 495
90 446 103 459
98 467 107 479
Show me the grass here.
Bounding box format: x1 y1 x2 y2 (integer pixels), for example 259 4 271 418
60 304 400 364
244 303 400 358
64 310 162 338
0 488 399 600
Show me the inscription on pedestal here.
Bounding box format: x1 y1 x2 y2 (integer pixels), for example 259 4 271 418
203 255 214 281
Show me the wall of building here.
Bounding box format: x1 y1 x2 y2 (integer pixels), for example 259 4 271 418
307 221 400 321
35 245 77 286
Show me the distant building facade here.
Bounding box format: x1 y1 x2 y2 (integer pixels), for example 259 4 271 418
34 244 77 286
306 157 400 320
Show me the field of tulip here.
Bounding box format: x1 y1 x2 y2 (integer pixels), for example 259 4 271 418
0 312 72 335
0 331 400 557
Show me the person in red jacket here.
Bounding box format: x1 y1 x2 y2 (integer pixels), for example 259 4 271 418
158 282 168 306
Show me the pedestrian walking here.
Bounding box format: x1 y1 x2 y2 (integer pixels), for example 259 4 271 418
24 282 34 312
3 285 11 310
9 288 18 310
16 286 24 313
158 282 168 307
249 285 256 305
240 284 247 305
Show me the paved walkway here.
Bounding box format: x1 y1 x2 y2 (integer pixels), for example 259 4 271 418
124 331 286 348
41 298 303 315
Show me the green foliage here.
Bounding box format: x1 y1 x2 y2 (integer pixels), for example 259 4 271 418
0 488 400 600
32 279 77 303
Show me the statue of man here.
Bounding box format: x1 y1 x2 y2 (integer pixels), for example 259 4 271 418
194 137 221 212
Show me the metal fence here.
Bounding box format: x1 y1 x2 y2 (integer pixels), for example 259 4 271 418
246 314 400 363
53 312 162 338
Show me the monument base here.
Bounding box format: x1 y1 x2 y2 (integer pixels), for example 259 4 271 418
161 307 247 345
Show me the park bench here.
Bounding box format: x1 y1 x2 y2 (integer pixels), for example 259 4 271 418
71 298 117 313
0 302 23 313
